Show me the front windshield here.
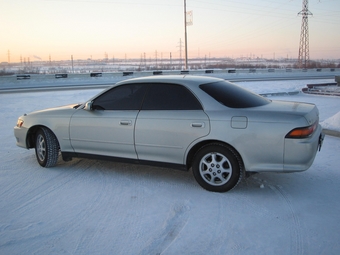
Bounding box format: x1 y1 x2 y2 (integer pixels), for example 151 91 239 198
200 81 270 108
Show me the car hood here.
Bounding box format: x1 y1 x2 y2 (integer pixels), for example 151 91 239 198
25 103 80 117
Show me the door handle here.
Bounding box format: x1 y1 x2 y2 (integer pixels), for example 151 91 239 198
120 120 132 126
191 123 205 128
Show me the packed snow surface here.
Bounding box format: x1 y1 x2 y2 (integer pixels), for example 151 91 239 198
1 79 340 254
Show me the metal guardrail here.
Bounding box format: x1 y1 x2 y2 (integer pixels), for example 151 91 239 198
2 67 339 81
1 68 339 92
323 129 340 138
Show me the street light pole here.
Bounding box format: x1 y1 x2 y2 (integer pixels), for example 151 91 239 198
184 0 188 70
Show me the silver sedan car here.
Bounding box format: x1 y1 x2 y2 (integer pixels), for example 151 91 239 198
14 75 324 192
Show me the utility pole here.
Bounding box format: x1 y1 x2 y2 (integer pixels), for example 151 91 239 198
155 50 158 69
178 38 183 68
298 0 312 69
144 52 146 69
71 55 74 73
170 52 172 69
139 53 143 71
184 0 188 70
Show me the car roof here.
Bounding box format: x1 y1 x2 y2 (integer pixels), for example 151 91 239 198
116 75 225 87
87 75 230 111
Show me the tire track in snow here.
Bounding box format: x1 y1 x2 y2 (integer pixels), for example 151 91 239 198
0 154 40 198
11 159 92 214
246 174 303 255
268 184 304 255
71 161 113 254
4 158 115 254
139 201 190 255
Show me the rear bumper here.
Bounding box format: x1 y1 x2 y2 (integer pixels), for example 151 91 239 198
318 132 325 151
283 124 323 172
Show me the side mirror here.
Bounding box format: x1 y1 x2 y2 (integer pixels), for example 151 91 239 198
84 101 93 111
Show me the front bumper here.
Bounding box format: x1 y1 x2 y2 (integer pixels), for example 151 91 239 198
14 126 29 149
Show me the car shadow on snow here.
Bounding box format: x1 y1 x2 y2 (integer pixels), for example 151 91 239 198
22 153 326 197
53 156 316 195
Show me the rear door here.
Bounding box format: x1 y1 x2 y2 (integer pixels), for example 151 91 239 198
135 83 210 164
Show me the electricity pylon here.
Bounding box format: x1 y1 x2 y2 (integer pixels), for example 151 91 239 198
297 0 313 69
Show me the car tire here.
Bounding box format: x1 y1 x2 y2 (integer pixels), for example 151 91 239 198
35 127 59 167
192 144 242 192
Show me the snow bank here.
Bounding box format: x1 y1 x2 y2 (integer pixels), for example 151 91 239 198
321 111 340 132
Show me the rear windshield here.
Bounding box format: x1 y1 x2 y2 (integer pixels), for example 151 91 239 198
200 81 270 108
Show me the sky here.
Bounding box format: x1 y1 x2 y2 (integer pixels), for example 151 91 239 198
1 0 339 63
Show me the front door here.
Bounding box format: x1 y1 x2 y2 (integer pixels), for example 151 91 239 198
69 84 148 159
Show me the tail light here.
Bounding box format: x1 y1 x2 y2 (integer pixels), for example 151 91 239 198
285 121 318 139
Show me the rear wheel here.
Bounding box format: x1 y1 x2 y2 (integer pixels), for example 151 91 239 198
192 144 242 192
35 127 59 167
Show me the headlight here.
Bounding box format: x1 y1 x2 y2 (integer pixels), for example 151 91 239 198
16 119 24 128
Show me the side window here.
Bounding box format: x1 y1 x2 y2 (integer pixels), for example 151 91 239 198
142 83 202 110
93 84 147 110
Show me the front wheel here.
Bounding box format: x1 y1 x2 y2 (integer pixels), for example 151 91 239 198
192 144 242 192
35 127 59 167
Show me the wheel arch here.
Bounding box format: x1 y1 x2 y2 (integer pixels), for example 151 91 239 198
26 125 60 149
186 140 245 171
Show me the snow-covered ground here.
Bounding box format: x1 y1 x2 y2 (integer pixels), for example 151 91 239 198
1 79 339 254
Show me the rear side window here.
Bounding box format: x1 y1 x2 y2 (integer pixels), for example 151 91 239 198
200 81 270 108
142 83 202 110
